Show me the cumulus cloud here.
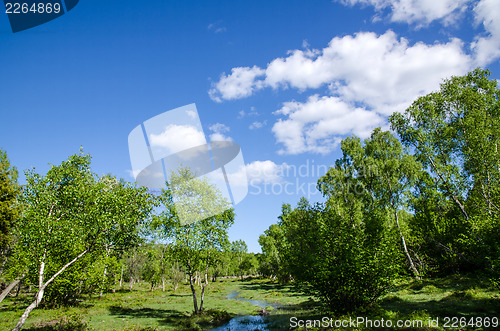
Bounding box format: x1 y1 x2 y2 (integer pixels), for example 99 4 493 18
210 31 471 115
272 95 386 155
209 66 265 102
149 124 206 155
208 123 233 142
207 3 500 155
472 0 500 66
338 0 471 26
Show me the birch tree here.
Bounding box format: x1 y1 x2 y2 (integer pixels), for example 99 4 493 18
11 152 153 331
389 68 500 273
154 168 234 314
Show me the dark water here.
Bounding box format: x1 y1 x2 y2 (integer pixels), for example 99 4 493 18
209 291 281 331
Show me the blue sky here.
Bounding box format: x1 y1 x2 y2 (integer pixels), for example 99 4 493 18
1 0 499 252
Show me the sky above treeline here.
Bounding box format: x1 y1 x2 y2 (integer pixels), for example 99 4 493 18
1 0 499 252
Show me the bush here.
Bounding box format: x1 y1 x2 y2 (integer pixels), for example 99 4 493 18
280 199 403 314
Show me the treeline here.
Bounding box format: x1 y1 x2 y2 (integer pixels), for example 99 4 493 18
0 151 258 330
116 239 259 294
257 69 500 313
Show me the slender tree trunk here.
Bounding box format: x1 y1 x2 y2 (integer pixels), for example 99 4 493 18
12 287 45 331
199 260 210 312
160 245 166 292
187 261 199 314
15 279 22 297
129 278 134 291
394 210 420 279
99 266 107 299
13 250 46 331
13 249 88 331
99 244 110 299
119 265 124 288
0 277 23 304
199 283 207 312
194 271 200 287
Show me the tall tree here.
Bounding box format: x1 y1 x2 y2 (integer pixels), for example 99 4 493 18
317 129 422 277
274 130 417 312
258 223 285 279
231 240 247 280
11 152 154 331
390 68 500 273
154 168 234 314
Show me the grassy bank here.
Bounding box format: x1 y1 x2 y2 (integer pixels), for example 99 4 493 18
0 275 498 330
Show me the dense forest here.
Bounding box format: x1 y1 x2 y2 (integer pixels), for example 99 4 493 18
1 69 500 330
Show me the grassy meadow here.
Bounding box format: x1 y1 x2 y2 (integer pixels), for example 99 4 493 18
0 275 499 330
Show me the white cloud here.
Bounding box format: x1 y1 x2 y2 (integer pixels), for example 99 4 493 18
338 0 471 26
208 123 233 142
207 5 500 156
209 123 230 133
249 120 267 130
209 66 265 102
472 0 500 66
211 31 471 115
209 132 233 141
272 95 385 155
149 124 206 155
319 31 471 115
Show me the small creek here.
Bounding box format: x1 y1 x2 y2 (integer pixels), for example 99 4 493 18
209 291 281 331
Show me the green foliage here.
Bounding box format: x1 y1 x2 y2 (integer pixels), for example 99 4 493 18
153 167 235 313
390 68 500 275
10 151 155 328
279 196 402 313
231 239 247 279
240 253 258 277
258 223 286 280
266 129 421 313
0 149 19 254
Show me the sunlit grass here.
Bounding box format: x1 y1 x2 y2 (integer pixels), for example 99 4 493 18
0 278 311 330
0 274 498 330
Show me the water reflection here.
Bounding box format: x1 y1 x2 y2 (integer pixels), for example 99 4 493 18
209 291 281 331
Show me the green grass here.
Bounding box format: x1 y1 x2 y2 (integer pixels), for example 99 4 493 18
0 278 312 330
305 274 500 331
0 275 498 330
